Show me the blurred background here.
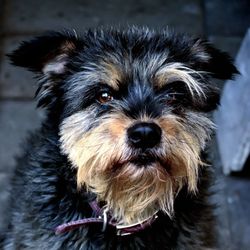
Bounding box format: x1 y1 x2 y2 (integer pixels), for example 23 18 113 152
0 0 249 249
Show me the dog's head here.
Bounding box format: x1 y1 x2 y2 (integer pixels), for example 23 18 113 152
9 27 237 224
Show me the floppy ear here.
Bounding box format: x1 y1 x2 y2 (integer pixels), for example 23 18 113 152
191 39 239 80
185 39 239 112
8 31 83 108
8 31 82 74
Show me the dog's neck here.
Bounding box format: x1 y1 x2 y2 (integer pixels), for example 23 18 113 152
55 199 159 236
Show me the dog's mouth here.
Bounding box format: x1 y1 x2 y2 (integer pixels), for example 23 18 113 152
113 151 170 172
129 153 161 167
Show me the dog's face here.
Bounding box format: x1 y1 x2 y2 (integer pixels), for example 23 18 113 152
9 28 237 224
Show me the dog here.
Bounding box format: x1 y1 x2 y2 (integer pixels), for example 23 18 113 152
2 27 237 249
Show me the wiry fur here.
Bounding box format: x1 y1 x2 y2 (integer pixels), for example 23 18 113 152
60 111 214 224
2 27 238 249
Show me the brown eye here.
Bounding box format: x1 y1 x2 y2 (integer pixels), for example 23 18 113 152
166 93 177 104
97 91 113 104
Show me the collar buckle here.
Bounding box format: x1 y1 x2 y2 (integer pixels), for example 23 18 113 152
101 207 109 232
115 212 159 236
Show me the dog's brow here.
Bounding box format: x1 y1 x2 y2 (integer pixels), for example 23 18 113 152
100 62 124 90
154 63 205 97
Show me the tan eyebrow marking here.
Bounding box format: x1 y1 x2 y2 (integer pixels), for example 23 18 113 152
100 61 124 90
154 63 206 97
79 61 124 91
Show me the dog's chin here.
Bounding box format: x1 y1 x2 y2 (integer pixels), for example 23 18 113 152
88 156 179 225
74 145 193 224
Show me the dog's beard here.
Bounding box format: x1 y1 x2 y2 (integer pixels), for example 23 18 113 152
81 162 180 224
60 111 213 224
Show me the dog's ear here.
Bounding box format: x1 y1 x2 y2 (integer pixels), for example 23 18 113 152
8 31 83 108
190 39 239 80
8 31 82 75
186 39 239 112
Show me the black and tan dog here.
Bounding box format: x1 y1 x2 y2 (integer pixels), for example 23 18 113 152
3 27 237 249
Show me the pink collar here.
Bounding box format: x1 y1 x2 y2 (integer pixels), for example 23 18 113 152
55 201 159 236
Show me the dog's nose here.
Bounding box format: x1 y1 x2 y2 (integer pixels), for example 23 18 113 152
127 122 162 149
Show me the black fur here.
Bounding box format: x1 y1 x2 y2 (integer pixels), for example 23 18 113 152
7 28 237 113
3 27 237 249
3 124 215 250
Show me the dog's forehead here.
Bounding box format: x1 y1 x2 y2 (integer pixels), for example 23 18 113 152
79 53 196 91
75 31 207 90
79 50 175 90
98 53 169 89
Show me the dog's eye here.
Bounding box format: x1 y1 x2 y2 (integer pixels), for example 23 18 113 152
161 81 187 105
97 91 113 104
166 93 177 104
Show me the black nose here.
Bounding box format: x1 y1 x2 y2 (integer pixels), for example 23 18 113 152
127 122 162 149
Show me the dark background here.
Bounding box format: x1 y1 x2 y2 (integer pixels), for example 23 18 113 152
0 0 249 249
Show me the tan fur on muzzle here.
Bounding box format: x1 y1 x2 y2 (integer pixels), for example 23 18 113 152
60 111 211 224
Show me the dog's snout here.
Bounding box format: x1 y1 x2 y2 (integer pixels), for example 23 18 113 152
127 122 162 149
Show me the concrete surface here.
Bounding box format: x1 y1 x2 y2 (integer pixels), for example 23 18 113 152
0 0 249 249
